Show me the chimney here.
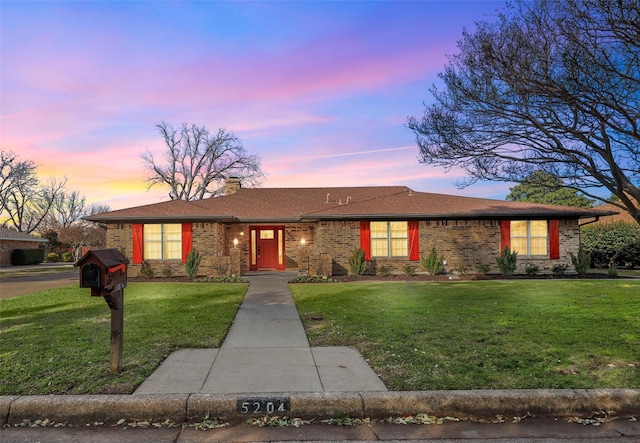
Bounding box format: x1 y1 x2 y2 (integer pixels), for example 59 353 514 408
225 177 241 195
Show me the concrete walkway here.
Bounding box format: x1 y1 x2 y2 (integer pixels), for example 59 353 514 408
135 272 387 394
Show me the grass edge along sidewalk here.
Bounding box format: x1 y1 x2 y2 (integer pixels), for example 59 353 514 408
1 279 638 396
0 282 247 395
291 279 640 391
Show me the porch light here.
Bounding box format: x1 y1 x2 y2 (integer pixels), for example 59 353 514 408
233 238 239 248
300 238 306 246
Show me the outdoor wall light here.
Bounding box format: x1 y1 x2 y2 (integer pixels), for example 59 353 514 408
300 238 306 246
233 238 239 248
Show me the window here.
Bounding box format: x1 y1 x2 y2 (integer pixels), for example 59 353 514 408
510 220 547 256
370 221 408 257
143 224 182 260
260 229 274 239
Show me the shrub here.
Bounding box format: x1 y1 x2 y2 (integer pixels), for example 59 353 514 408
377 265 392 277
161 265 174 278
348 248 367 276
46 252 59 262
11 248 45 265
61 251 74 262
608 265 619 277
289 275 337 283
551 264 568 277
212 263 230 278
581 221 640 268
570 247 591 276
402 263 417 277
421 247 445 275
455 264 468 276
139 261 155 278
185 248 203 278
619 241 640 269
476 264 490 276
496 246 518 276
524 263 539 277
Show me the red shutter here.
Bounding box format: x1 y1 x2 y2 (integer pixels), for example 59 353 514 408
132 224 143 264
408 221 420 261
549 219 560 259
499 220 510 253
182 223 193 263
360 221 371 261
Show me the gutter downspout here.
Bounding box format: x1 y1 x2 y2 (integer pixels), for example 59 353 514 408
580 216 600 227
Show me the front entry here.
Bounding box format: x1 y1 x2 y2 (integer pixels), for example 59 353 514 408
249 226 285 271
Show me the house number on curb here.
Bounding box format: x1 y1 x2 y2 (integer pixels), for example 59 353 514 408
237 398 291 414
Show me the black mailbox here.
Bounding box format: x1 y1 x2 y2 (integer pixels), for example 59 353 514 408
75 248 129 296
81 262 102 288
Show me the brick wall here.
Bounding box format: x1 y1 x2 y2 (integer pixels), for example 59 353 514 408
0 240 43 266
104 218 581 277
306 218 580 276
106 222 233 277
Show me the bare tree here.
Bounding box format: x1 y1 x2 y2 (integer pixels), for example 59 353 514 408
58 225 99 261
48 190 87 229
141 122 265 201
0 151 37 218
0 151 67 233
408 0 640 224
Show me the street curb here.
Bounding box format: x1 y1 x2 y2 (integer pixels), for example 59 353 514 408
2 389 639 425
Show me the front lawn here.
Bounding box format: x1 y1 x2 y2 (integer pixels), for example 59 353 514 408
291 280 640 390
0 283 247 395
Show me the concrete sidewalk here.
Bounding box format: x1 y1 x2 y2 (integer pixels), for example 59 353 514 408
135 272 387 394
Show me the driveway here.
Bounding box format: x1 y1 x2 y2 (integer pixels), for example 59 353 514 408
0 266 78 299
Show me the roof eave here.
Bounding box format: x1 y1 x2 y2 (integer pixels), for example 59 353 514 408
303 210 617 220
233 217 304 224
0 237 48 242
84 215 236 223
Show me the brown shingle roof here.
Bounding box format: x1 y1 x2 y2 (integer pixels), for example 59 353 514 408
590 201 636 224
85 186 616 223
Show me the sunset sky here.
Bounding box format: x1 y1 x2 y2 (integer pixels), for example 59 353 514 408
2 0 509 211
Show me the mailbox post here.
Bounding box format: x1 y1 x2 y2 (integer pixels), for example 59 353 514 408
75 248 129 374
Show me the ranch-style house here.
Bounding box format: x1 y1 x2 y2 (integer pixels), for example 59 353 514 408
86 179 615 277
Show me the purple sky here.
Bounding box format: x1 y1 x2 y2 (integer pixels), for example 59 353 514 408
2 0 508 210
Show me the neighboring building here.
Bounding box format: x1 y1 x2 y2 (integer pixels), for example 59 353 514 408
588 200 637 225
85 182 616 277
0 227 49 267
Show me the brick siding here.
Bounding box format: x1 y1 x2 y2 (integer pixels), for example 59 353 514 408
0 240 43 266
104 218 581 277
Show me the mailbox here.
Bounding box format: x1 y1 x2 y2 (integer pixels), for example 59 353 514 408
75 248 129 374
75 248 129 296
81 262 102 289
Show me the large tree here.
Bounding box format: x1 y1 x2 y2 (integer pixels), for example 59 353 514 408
408 0 640 224
0 150 67 233
141 122 265 201
506 170 594 208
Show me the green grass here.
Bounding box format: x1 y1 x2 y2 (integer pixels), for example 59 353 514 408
0 282 247 395
290 280 640 390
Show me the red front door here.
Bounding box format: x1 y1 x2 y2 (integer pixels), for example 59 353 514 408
250 226 285 271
